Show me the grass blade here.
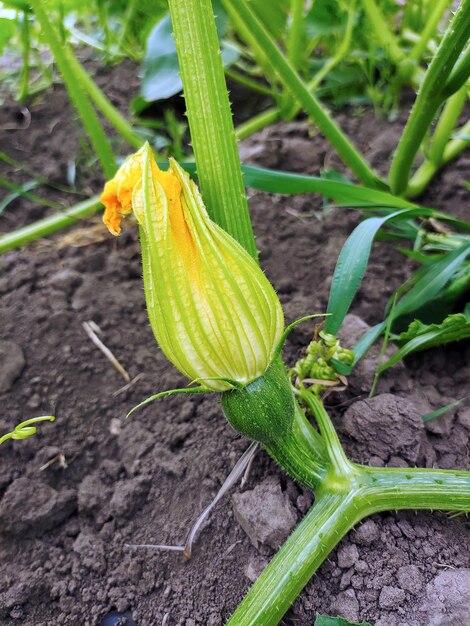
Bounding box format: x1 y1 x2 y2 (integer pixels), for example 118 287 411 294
392 243 470 320
324 208 430 335
422 397 469 423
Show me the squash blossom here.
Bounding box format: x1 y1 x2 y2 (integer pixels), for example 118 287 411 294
101 144 294 443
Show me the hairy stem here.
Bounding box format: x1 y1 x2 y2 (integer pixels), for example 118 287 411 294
167 0 257 259
264 402 327 490
227 462 470 625
389 0 470 195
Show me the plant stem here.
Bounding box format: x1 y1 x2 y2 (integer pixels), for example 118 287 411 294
0 196 101 254
443 44 470 98
264 402 327 490
389 0 470 195
117 0 139 52
361 0 406 67
227 462 470 625
167 0 257 259
235 108 281 141
18 12 30 101
428 86 468 164
299 390 352 477
406 117 470 197
408 0 452 63
66 53 144 150
234 1 356 144
286 0 305 71
222 0 383 189
225 67 273 97
29 0 116 179
225 492 361 626
0 177 62 210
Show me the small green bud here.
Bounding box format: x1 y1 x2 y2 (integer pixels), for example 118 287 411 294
336 346 355 366
221 356 295 444
319 331 337 348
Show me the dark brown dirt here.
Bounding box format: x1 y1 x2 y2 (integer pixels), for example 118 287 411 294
0 63 469 626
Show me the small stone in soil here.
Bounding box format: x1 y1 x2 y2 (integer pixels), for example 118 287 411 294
243 555 268 583
0 340 25 393
109 476 151 519
338 393 424 464
0 477 76 535
330 588 360 622
397 564 423 594
352 519 380 545
379 585 406 609
100 611 136 626
47 269 83 294
232 478 297 550
337 543 359 569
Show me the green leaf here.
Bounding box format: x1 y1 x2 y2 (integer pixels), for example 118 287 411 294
141 10 238 103
314 614 373 626
141 14 181 101
250 0 289 39
324 208 431 336
305 0 348 39
378 307 470 372
391 244 470 322
174 164 470 233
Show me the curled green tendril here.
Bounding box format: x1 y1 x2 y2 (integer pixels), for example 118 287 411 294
292 332 355 394
0 415 55 447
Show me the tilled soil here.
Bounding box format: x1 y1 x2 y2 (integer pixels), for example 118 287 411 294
0 65 469 626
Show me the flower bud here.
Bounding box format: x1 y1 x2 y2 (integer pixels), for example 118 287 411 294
101 144 285 394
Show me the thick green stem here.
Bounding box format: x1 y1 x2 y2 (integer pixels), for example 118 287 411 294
408 0 452 63
406 117 470 197
227 463 470 625
222 0 383 189
443 44 470 98
429 86 468 164
29 0 116 179
167 0 257 259
389 0 470 195
264 402 327 490
226 492 361 626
